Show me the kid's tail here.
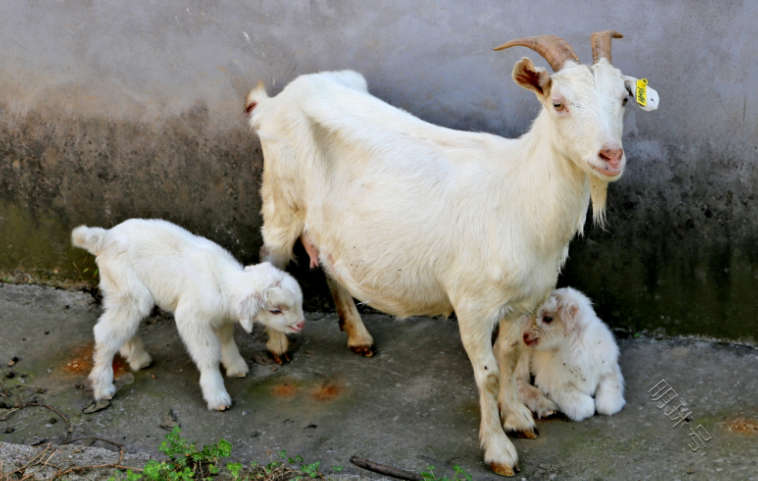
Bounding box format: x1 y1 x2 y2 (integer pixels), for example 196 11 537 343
71 225 108 256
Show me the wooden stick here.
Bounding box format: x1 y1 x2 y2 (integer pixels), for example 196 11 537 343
349 456 424 481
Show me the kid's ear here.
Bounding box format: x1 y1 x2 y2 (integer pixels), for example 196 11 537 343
513 57 552 97
558 297 580 335
237 293 264 333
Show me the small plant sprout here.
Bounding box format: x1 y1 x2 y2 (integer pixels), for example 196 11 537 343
421 464 473 481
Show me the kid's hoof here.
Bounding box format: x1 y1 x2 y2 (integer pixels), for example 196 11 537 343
268 351 291 365
349 345 376 357
489 461 517 477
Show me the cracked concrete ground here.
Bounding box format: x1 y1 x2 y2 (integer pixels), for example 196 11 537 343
1 283 757 480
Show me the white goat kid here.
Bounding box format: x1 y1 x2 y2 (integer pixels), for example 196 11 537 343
517 287 625 421
246 31 657 476
71 219 305 411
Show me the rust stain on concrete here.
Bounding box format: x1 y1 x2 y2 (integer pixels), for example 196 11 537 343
271 382 298 397
61 343 129 378
721 416 758 435
311 381 341 401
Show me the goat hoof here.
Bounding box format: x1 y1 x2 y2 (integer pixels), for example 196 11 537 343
349 345 376 357
513 427 539 439
268 351 291 365
489 462 517 477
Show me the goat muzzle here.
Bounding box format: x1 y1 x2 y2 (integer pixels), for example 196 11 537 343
591 30 623 65
494 35 580 72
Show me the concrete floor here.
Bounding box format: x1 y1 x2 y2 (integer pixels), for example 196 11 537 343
1 283 757 480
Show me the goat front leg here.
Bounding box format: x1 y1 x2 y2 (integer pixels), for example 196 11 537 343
545 385 595 421
216 324 249 378
119 335 153 371
512 340 556 419
176 311 231 411
457 309 518 477
266 327 291 365
518 381 557 419
495 319 537 438
326 275 375 357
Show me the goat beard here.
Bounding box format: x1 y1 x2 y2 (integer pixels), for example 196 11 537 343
590 176 608 227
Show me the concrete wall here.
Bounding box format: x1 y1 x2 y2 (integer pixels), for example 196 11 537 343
1 1 757 342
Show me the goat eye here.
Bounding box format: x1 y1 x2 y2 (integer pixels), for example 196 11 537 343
270 309 282 315
543 316 553 324
622 96 629 106
553 102 564 111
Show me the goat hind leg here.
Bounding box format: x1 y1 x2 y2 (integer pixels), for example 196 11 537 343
326 275 375 357
90 297 150 400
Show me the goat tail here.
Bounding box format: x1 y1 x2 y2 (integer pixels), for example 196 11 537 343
244 80 269 119
71 225 108 256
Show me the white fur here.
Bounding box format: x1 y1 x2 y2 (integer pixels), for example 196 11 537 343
518 287 625 421
71 219 305 410
246 54 654 471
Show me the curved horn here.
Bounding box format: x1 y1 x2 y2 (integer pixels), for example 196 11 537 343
493 35 580 72
591 30 623 64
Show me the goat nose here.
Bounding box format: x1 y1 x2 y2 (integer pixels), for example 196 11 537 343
599 147 624 165
523 332 530 343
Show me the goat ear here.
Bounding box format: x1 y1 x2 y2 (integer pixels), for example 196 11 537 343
558 297 580 335
512 57 552 97
623 75 659 111
237 293 264 333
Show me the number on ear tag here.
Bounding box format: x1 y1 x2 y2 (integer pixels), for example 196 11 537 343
636 78 648 107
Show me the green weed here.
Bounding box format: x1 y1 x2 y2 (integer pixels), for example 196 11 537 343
109 427 343 481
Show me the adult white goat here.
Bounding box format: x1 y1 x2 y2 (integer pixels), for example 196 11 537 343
246 31 658 476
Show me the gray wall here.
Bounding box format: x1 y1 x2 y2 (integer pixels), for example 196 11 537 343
2 1 757 342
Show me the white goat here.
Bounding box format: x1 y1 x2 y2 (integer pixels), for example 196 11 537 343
71 219 305 411
516 287 625 421
246 31 657 475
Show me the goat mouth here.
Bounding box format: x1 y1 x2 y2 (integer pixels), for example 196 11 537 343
590 162 623 178
288 320 306 333
524 338 539 347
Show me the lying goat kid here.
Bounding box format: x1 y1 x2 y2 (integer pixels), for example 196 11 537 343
71 219 305 410
516 287 625 421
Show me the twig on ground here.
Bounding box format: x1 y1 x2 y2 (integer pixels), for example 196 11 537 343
349 455 424 481
26 403 71 441
1 402 72 441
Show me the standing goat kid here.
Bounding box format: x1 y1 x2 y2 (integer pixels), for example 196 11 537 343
72 219 305 411
246 31 658 476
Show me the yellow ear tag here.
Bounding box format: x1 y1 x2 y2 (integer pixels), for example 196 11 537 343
636 78 648 107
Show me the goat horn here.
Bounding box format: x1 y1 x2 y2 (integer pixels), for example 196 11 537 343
493 35 579 72
591 30 623 64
